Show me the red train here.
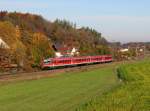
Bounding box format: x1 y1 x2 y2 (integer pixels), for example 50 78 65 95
41 55 112 69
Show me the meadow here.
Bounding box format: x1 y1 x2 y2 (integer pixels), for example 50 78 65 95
77 59 150 111
0 64 119 111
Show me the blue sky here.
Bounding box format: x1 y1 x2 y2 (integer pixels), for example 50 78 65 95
0 0 150 43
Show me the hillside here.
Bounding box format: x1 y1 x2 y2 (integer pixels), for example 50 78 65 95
0 11 110 71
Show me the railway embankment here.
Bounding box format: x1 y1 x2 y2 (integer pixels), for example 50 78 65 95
0 62 120 83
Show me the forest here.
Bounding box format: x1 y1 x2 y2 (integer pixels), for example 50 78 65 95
0 11 110 71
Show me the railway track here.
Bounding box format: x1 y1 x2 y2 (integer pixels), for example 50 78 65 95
0 68 69 82
0 62 116 83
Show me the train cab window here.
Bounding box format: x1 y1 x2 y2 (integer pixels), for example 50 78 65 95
44 59 51 64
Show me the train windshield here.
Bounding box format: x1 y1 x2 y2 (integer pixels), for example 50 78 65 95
43 59 51 64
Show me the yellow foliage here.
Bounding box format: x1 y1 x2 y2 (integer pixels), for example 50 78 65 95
31 32 54 65
0 21 27 67
15 25 21 40
0 21 17 46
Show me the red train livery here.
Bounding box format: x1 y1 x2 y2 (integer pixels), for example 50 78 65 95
41 55 112 69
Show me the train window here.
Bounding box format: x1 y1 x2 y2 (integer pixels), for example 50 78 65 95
58 60 65 63
58 60 62 63
67 60 71 63
53 60 56 64
92 58 95 60
75 59 80 62
64 60 67 63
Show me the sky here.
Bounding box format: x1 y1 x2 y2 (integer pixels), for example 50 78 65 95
0 0 150 43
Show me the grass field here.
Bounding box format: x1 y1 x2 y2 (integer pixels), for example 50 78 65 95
0 64 119 111
77 59 150 111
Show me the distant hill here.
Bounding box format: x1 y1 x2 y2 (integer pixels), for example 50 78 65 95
0 11 110 71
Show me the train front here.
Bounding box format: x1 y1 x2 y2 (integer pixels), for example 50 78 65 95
41 58 53 69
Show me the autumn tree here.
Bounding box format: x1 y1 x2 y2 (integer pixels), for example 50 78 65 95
31 33 54 66
11 40 26 67
0 21 27 68
0 21 17 45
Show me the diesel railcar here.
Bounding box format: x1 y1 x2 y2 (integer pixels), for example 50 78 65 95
41 55 112 69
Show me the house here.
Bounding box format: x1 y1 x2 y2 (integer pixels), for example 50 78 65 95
120 48 129 52
0 37 10 49
68 47 79 56
52 43 79 58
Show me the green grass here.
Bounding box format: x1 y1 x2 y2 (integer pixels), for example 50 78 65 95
0 65 119 111
77 59 150 111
